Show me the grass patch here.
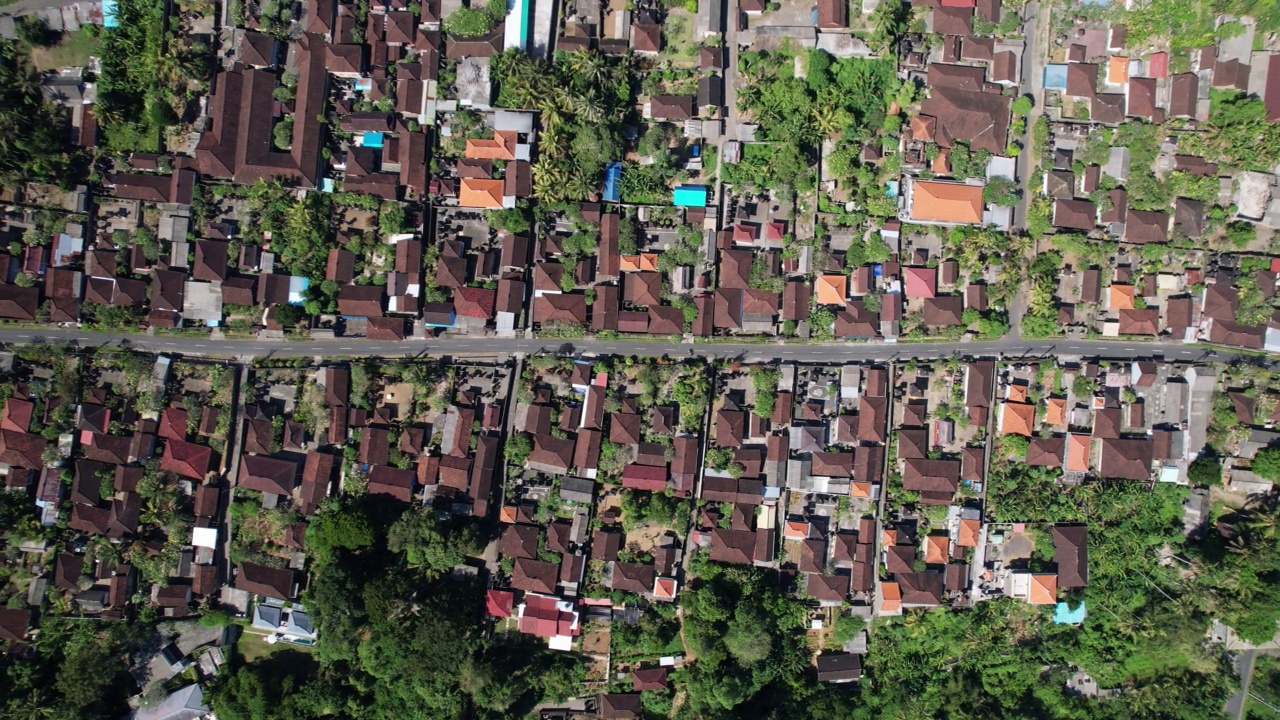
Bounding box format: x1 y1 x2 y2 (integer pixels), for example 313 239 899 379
30 30 100 71
235 629 312 663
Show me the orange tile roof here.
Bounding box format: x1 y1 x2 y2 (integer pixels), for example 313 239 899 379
911 180 984 225
1007 384 1029 403
464 130 518 161
883 528 898 546
1001 401 1036 437
1029 573 1057 604
957 518 980 547
1066 433 1091 472
459 178 505 208
499 506 517 523
1045 397 1067 426
654 577 677 599
784 520 810 540
925 535 949 564
881 581 902 613
1107 56 1129 85
1109 284 1135 310
850 481 871 498
932 147 951 175
816 274 848 306
620 254 658 273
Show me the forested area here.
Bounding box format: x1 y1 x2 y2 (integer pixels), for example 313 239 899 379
0 40 77 186
491 49 635 203
0 617 142 719
730 49 900 200
208 500 584 720
95 0 207 152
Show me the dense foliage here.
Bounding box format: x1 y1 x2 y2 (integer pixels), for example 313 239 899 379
210 501 583 720
492 49 634 203
0 618 141 719
96 0 206 151
0 40 76 185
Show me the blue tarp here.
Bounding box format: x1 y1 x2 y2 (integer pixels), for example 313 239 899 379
362 131 384 148
102 0 119 27
287 276 310 305
1044 64 1069 90
673 185 708 207
603 162 622 202
1053 601 1086 624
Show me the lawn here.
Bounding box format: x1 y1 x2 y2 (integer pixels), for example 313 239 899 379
30 30 100 71
235 628 313 663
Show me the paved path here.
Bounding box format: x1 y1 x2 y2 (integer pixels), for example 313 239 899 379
1227 649 1259 720
0 327 1275 366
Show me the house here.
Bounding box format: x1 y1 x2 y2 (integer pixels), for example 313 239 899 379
908 179 984 225
1052 525 1088 588
1053 199 1096 230
648 95 695 120
234 562 297 600
238 455 298 496
816 0 847 28
816 653 861 683
917 86 1011 154
1098 437 1153 480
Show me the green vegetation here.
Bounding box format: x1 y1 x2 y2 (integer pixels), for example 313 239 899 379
243 180 334 280
723 142 814 201
96 0 208 151
620 489 691 532
1020 250 1063 339
750 365 780 419
492 49 634 203
211 500 584 719
680 564 812 714
442 0 507 37
1253 447 1280 481
1185 89 1280 171
734 49 897 200
983 176 1021 207
28 28 99 70
0 617 141 719
1123 0 1276 51
738 49 896 146
0 40 76 185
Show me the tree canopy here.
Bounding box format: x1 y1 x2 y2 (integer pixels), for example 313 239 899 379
0 40 76 185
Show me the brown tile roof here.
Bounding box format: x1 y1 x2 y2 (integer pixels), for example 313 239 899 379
235 562 296 599
918 86 1010 154
1098 437 1153 480
238 455 298 496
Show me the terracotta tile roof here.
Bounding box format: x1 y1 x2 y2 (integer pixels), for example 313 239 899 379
1028 573 1057 604
1000 402 1035 437
464 131 518 160
458 178 505 208
910 180 983 224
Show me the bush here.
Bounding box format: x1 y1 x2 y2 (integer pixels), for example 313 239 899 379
1253 447 1280 480
1187 455 1222 486
272 116 293 150
444 6 496 36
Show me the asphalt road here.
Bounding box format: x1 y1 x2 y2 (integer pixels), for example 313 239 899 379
0 327 1275 365
1227 650 1259 720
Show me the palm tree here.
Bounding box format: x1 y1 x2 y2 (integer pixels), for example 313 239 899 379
539 125 570 159
533 160 569 201
811 100 851 139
